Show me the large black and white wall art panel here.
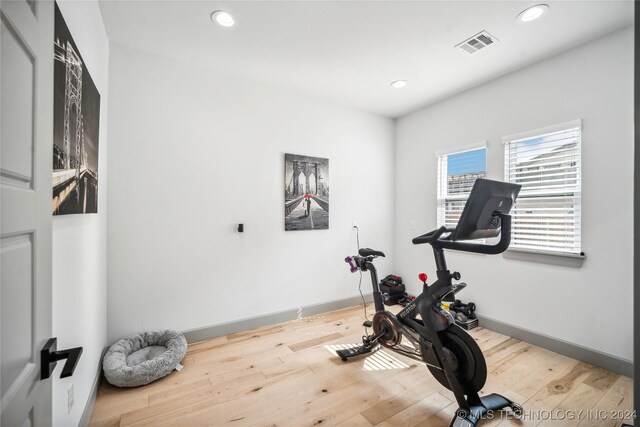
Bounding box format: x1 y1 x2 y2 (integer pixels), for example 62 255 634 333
284 153 329 231
52 2 101 215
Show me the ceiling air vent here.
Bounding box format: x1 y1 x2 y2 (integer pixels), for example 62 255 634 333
456 31 498 54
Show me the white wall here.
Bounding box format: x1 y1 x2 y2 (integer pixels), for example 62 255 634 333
106 44 395 343
395 27 634 361
52 2 109 426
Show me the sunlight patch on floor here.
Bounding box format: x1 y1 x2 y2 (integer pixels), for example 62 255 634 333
296 310 328 323
362 349 410 371
323 344 410 370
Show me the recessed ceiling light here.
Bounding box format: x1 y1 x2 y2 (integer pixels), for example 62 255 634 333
211 10 236 28
517 4 549 23
391 80 407 88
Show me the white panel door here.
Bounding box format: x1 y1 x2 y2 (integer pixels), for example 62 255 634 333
1 0 54 426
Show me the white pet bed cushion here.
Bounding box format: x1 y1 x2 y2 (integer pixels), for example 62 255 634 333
103 330 187 387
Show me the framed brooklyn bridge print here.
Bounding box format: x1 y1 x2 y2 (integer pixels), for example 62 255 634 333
52 2 101 215
284 153 329 231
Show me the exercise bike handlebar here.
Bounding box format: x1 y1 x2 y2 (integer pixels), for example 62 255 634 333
413 214 513 255
412 226 448 245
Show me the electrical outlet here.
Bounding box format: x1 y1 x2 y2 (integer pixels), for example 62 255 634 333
352 221 358 229
68 384 74 414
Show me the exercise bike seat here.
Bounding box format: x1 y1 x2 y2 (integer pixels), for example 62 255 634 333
359 248 385 257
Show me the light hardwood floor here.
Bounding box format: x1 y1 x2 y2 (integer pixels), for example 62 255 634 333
89 305 633 427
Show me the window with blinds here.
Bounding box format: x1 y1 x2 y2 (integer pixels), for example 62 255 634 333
437 146 487 229
503 121 582 256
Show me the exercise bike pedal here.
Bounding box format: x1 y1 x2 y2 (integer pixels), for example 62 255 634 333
336 345 372 361
362 320 373 328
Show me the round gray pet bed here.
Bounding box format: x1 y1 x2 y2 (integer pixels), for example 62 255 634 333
103 330 187 387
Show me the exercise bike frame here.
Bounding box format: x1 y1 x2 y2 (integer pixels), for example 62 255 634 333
354 251 474 412
346 213 521 427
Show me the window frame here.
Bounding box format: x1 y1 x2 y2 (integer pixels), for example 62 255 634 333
502 119 585 258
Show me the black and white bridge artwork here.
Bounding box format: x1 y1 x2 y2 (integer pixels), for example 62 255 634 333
284 153 329 230
52 3 101 215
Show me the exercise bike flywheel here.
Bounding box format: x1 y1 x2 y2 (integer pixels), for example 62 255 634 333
424 325 487 393
372 312 403 348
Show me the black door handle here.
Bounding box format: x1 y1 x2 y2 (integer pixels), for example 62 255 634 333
41 337 83 380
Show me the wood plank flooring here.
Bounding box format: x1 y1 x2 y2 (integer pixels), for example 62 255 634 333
89 305 633 426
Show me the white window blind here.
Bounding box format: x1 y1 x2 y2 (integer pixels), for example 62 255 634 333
503 121 582 256
437 146 487 229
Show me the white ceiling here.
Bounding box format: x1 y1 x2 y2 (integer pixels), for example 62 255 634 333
99 1 634 118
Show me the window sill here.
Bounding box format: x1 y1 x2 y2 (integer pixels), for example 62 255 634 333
503 247 585 268
506 247 585 259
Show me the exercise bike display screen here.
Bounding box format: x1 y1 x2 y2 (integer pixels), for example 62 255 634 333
448 178 521 241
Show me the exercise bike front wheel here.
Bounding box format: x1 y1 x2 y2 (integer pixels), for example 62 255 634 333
424 325 487 393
